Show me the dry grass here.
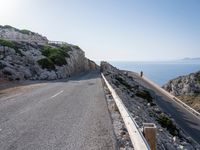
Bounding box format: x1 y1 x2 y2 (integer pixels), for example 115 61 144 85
177 95 200 113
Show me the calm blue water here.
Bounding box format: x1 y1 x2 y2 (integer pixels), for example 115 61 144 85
108 61 200 86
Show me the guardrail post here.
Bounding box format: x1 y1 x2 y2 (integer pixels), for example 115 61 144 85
143 123 156 150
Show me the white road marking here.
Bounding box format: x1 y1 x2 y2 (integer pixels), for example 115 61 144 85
0 93 22 101
19 107 32 115
51 90 63 98
9 98 15 101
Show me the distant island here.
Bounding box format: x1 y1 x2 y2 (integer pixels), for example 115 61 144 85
182 57 200 61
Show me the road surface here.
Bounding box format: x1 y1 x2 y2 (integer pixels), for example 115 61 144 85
129 72 200 144
0 71 116 150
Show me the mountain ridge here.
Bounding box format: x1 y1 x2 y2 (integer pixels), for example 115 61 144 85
182 57 200 61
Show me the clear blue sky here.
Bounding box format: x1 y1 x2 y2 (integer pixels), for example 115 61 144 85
0 0 199 61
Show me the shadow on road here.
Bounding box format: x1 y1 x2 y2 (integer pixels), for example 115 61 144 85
0 70 100 92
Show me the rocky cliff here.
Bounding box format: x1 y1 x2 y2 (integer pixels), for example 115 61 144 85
162 71 200 112
163 71 200 96
0 25 98 81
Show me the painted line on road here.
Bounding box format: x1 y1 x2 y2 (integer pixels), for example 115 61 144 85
51 90 64 98
0 93 22 101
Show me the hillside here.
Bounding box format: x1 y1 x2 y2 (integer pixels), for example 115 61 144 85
101 62 199 149
163 71 200 112
0 25 98 81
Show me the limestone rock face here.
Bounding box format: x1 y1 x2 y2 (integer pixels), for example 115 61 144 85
162 71 200 96
0 25 98 80
0 25 48 44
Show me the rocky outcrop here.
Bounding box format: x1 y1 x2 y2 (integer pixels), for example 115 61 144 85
0 25 48 44
162 71 200 112
0 25 98 81
162 71 200 96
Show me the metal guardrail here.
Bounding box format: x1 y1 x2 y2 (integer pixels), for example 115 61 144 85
101 73 150 150
48 41 68 45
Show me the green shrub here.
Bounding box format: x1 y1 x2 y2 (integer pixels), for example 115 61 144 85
60 44 73 52
195 72 200 83
2 25 33 35
37 58 55 70
0 39 24 56
42 45 71 57
149 111 155 117
71 45 80 49
49 54 67 66
40 45 70 66
20 29 31 35
157 114 179 136
3 25 13 28
115 76 132 89
0 39 15 48
135 90 153 103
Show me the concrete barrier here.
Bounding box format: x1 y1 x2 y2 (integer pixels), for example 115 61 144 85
101 73 150 150
136 73 200 119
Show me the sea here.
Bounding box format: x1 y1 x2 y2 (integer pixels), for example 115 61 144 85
107 60 200 86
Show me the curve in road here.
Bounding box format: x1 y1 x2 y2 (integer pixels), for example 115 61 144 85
0 71 116 150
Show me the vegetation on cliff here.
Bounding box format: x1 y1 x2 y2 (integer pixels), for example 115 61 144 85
0 25 34 35
0 25 97 80
157 113 179 136
37 44 72 70
0 39 24 56
37 58 55 70
0 39 15 48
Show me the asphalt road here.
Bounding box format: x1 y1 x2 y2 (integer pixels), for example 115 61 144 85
129 72 200 144
0 71 116 150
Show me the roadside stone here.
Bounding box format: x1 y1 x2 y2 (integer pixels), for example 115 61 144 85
165 142 176 150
